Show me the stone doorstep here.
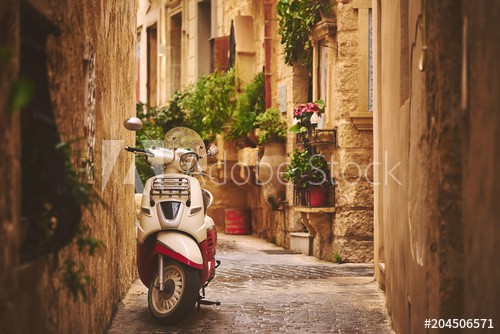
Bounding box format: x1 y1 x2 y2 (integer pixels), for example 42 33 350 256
289 232 314 256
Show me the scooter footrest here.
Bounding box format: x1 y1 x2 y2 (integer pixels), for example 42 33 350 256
198 299 221 306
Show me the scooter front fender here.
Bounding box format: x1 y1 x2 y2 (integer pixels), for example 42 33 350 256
153 232 203 269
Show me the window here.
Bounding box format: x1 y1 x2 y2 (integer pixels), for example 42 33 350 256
311 18 335 129
147 24 158 106
351 0 373 130
317 40 328 129
170 13 182 94
197 0 211 77
136 31 141 102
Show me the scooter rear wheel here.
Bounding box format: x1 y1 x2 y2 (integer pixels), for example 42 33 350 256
148 260 199 325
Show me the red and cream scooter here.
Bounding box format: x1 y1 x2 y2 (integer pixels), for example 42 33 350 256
124 117 220 325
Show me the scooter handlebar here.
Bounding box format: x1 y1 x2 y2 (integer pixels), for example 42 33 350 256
124 146 154 157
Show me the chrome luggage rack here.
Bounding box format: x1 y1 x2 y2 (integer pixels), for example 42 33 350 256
150 176 191 200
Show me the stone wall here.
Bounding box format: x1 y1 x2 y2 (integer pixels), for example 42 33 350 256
0 1 137 333
373 0 500 332
0 2 22 332
462 0 500 323
328 0 373 262
281 0 374 262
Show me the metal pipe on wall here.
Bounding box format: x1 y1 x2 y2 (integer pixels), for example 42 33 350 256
263 0 272 109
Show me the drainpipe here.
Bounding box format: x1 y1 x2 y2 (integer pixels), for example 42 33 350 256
263 0 272 109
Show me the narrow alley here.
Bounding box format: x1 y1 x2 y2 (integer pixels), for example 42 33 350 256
2 1 500 333
108 234 393 333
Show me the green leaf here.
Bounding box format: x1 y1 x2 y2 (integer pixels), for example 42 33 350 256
9 78 34 114
314 99 325 110
289 124 303 133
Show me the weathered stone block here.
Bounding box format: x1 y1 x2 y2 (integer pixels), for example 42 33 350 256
336 62 358 92
336 1 358 32
290 232 313 256
237 147 260 166
337 31 358 59
332 149 374 181
335 180 374 208
336 123 373 149
333 238 374 263
333 91 358 120
334 209 374 238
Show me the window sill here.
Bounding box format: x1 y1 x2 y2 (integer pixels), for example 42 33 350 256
350 112 373 131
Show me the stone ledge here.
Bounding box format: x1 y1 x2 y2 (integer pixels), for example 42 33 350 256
293 207 335 260
293 207 336 214
311 19 337 42
350 112 373 131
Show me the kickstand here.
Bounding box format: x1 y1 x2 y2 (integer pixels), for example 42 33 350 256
197 287 221 311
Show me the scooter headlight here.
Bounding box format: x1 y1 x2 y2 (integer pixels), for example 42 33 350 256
179 152 198 172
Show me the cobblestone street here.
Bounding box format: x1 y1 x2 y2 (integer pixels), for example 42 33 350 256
108 234 394 333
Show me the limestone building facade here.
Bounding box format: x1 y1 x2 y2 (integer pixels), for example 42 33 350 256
296 0 374 262
0 0 137 333
136 0 375 263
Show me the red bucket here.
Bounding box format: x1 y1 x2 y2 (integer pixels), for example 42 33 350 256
225 208 251 235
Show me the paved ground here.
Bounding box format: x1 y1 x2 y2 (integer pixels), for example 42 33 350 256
108 234 394 333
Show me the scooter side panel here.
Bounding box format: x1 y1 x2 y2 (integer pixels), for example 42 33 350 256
204 216 215 229
137 237 156 287
176 176 208 242
156 232 203 265
137 178 161 244
134 193 143 220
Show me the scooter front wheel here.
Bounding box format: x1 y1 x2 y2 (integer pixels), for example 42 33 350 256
148 260 200 325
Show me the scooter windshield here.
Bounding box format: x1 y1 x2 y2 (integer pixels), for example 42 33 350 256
164 127 207 171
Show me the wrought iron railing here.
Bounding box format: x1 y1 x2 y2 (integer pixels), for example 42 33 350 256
295 128 337 148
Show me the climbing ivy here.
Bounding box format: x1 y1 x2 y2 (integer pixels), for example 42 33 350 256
56 139 105 302
276 0 332 69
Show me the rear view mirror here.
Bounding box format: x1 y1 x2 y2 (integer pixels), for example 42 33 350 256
123 117 143 131
207 145 219 157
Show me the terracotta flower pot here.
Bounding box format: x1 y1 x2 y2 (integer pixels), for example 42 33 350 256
308 186 328 207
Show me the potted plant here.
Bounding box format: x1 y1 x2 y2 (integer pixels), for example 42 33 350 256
289 100 325 133
227 72 265 147
255 108 287 207
285 149 331 207
255 107 287 145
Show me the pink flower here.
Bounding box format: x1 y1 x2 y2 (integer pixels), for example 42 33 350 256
292 101 323 121
305 102 320 113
